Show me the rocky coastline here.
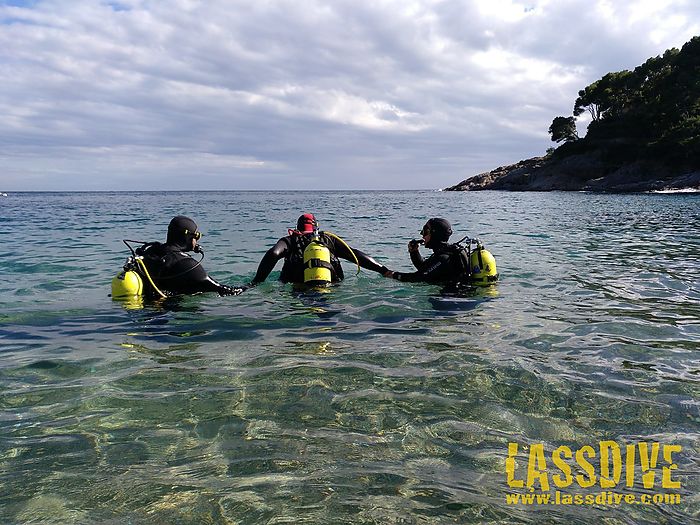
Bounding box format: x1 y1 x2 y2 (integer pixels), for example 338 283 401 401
446 37 700 194
444 153 700 193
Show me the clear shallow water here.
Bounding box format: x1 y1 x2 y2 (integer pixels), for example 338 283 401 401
1 190 699 524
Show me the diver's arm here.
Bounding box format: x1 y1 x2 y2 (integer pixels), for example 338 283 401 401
409 245 425 269
333 242 389 274
391 254 452 283
250 238 289 284
170 258 244 295
390 269 423 282
205 276 246 296
355 249 390 274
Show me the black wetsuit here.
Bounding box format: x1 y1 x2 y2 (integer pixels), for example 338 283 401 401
252 232 389 284
393 242 465 283
136 242 243 297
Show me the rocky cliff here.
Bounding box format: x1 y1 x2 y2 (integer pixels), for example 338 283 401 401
444 153 700 192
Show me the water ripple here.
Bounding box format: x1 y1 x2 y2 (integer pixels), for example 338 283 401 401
0 191 698 524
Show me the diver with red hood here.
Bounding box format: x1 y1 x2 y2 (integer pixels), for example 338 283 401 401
135 216 245 297
251 213 391 285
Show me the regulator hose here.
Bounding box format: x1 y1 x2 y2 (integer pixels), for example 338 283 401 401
324 231 361 275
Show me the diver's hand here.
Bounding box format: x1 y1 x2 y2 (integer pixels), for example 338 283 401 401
219 285 246 296
382 270 395 278
408 239 422 253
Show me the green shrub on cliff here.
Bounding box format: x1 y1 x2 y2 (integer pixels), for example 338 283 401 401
549 36 699 165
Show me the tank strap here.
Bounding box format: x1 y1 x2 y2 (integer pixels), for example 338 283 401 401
305 259 334 270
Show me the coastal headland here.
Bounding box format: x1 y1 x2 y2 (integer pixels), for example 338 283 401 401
446 36 699 193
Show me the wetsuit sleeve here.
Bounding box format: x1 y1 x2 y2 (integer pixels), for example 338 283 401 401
168 258 245 295
251 238 289 284
354 248 390 274
392 253 453 283
332 240 389 274
410 250 425 270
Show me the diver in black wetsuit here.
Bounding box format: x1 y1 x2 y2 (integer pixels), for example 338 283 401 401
384 218 464 283
136 216 244 297
251 213 392 285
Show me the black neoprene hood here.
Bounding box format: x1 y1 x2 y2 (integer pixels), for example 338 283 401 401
425 218 452 247
167 215 198 248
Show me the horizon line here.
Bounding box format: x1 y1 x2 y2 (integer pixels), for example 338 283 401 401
1 188 440 193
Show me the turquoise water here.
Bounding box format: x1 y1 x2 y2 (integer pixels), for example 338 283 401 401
1 190 698 524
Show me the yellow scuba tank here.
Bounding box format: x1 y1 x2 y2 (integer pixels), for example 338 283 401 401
303 233 333 285
469 241 499 285
111 241 167 308
111 268 143 298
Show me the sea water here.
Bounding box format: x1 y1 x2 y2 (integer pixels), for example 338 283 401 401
1 190 698 524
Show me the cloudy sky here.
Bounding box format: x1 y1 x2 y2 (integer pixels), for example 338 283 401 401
1 0 698 190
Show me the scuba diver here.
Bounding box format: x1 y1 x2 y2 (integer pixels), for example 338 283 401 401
113 215 245 299
384 218 498 285
251 213 392 285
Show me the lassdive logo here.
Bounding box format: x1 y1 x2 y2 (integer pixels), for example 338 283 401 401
505 441 683 506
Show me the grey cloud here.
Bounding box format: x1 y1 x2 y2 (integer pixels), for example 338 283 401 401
0 0 698 190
